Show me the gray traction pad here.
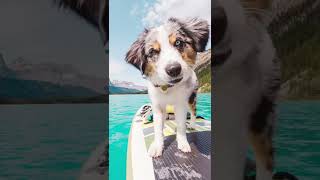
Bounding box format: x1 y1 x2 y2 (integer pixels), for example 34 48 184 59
152 131 211 180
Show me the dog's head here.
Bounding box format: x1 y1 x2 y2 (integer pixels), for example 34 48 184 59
213 0 272 69
125 18 209 86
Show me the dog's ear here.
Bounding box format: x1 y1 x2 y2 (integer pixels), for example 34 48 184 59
125 29 149 74
169 17 209 52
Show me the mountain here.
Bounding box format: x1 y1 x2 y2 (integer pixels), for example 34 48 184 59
111 80 147 91
8 57 107 94
269 0 320 99
109 80 146 94
195 49 211 93
109 85 142 94
0 55 106 103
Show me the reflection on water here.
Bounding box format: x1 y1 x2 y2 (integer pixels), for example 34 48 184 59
275 101 320 180
0 104 107 180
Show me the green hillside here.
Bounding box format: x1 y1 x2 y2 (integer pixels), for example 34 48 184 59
197 65 211 93
269 0 320 99
195 49 211 93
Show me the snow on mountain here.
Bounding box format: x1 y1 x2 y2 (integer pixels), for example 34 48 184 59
111 80 147 91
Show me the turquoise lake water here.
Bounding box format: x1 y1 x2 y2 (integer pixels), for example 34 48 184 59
0 99 319 179
274 101 320 179
0 104 107 180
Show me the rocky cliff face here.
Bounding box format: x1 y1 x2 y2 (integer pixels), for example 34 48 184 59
195 49 211 73
195 49 211 93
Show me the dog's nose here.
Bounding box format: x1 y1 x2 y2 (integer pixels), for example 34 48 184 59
213 6 227 46
165 63 181 77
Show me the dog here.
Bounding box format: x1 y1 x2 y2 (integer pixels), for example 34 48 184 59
213 0 280 180
125 17 209 157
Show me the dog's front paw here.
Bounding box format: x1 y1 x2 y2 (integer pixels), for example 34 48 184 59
148 141 164 157
187 121 196 130
177 138 191 153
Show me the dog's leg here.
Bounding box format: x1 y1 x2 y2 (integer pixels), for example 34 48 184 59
148 104 164 157
175 104 191 152
250 103 275 180
213 98 249 180
249 131 273 180
187 91 197 130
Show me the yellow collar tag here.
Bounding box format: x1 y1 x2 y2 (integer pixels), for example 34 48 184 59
160 85 169 93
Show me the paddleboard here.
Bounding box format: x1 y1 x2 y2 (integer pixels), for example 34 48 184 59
127 104 211 180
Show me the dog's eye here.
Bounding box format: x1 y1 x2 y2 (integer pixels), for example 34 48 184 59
148 48 157 58
174 40 184 48
174 39 184 49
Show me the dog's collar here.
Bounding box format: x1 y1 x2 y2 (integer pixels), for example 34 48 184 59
154 84 174 93
212 48 232 67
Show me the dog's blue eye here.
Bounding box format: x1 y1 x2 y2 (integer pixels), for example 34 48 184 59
174 40 183 47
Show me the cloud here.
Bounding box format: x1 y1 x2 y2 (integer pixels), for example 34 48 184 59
109 56 147 86
109 57 126 77
142 0 211 27
130 4 139 16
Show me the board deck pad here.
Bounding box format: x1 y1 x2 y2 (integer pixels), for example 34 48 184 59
142 118 211 180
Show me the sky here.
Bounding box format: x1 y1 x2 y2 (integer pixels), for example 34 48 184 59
109 0 211 86
0 0 107 78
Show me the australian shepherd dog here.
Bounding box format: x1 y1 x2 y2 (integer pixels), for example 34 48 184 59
125 18 209 157
213 0 280 180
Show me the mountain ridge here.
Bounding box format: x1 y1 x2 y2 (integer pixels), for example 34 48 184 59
0 54 107 103
270 0 320 99
109 80 145 94
7 57 107 94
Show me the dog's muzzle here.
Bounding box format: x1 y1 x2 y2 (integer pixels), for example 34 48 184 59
166 63 182 77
